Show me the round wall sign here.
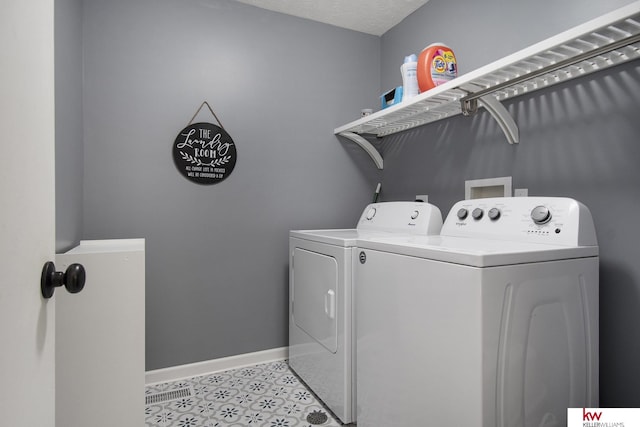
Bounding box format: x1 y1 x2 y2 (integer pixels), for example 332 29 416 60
172 122 237 185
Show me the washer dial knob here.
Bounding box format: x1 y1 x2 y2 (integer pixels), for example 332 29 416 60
531 205 552 224
411 210 420 220
472 208 484 220
457 208 468 220
488 208 501 220
365 208 377 220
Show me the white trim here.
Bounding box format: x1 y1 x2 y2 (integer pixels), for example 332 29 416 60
145 347 288 386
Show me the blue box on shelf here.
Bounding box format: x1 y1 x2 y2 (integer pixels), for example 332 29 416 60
380 86 403 110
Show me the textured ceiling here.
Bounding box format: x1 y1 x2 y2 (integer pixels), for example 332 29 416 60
231 0 430 36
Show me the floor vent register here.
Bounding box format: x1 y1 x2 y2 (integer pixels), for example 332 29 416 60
145 387 193 405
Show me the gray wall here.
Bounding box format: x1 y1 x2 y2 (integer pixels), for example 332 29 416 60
81 0 381 370
55 0 84 253
379 0 640 407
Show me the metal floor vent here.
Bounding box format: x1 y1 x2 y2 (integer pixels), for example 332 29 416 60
145 387 193 405
306 410 329 425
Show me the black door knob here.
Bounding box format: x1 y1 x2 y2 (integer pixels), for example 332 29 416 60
41 261 86 299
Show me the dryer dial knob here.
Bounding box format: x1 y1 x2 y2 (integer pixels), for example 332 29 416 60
411 210 419 220
457 208 468 220
488 208 501 220
472 208 484 220
531 205 552 224
366 208 377 220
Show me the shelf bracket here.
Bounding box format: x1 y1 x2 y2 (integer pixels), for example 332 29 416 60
478 95 519 144
338 132 384 169
461 94 519 144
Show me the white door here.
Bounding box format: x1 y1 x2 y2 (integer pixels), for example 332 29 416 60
0 0 56 426
1 3 144 427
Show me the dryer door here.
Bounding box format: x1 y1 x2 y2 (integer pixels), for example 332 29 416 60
292 248 338 353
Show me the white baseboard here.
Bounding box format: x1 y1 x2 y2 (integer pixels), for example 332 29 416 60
145 347 289 386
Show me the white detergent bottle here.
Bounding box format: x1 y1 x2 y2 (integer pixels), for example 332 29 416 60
401 54 419 101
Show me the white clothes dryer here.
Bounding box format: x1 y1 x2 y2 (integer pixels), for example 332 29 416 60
289 202 443 424
355 197 599 427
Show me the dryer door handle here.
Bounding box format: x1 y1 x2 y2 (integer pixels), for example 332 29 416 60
325 289 336 320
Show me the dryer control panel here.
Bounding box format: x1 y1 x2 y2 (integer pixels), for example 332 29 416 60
442 197 597 246
357 202 443 236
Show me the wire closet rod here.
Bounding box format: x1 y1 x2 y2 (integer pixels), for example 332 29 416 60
461 32 640 103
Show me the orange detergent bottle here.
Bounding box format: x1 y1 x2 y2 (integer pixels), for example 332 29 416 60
417 43 457 92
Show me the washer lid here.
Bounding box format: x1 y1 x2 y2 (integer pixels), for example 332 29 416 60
356 235 598 267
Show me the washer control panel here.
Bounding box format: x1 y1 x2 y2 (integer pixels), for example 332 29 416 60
357 202 443 236
441 197 597 246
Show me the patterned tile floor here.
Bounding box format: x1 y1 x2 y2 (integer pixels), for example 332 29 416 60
145 360 344 427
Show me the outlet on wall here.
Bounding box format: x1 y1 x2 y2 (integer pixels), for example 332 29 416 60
514 188 528 197
415 195 428 203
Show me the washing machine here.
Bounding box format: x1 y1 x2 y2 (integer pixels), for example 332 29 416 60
289 201 443 424
355 197 599 427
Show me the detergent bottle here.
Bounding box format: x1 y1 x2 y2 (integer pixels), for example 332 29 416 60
401 54 419 101
417 43 457 92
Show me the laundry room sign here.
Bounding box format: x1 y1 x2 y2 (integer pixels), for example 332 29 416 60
173 102 237 185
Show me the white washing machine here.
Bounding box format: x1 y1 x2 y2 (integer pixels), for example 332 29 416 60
355 197 599 427
289 202 443 424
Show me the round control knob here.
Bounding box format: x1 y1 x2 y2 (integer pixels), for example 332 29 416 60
410 210 419 220
488 208 501 220
531 205 552 224
457 208 468 220
472 208 484 220
365 208 376 220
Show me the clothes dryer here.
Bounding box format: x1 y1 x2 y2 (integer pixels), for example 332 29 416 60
289 202 443 424
355 197 599 427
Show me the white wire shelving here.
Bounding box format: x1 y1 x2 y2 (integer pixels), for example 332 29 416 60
334 1 640 169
